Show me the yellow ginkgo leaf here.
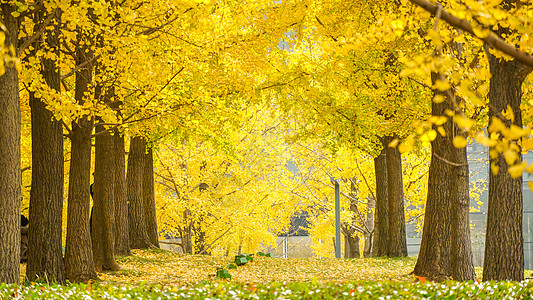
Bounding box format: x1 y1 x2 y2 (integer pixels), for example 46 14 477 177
429 116 447 126
508 162 526 179
504 150 518 165
472 25 491 38
491 162 500 175
437 126 446 137
432 95 445 104
453 136 467 148
453 115 475 131
433 80 451 92
388 139 399 148
526 162 533 173
427 130 437 141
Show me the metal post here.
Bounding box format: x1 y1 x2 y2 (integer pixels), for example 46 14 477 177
331 177 341 259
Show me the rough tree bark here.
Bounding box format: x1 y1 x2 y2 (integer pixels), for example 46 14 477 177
92 125 120 271
483 54 531 281
0 4 21 284
64 36 97 283
114 130 131 255
181 209 194 254
414 69 476 281
143 147 159 248
27 8 65 284
127 136 153 249
384 135 407 257
344 176 360 259
344 235 360 259
371 142 389 257
406 0 532 282
450 136 476 281
413 74 453 281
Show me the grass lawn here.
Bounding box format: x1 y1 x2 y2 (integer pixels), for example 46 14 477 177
11 249 533 299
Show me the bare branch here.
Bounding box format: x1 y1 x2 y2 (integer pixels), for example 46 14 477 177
198 226 233 255
61 54 102 80
121 66 185 124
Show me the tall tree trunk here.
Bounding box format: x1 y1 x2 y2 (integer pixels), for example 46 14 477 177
483 55 531 281
344 176 360 259
384 135 407 257
127 136 153 249
363 195 374 258
64 118 96 282
143 147 159 248
181 209 194 254
64 38 97 283
114 131 131 255
0 4 21 284
92 125 120 271
372 142 388 257
27 8 65 284
413 74 453 280
450 138 476 281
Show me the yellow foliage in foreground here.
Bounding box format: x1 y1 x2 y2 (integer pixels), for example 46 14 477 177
95 249 417 285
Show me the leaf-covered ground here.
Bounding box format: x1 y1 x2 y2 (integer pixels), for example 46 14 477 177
96 249 417 285
14 249 533 299
20 249 530 285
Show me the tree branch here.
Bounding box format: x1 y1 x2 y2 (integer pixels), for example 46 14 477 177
61 54 102 80
407 0 533 67
19 8 56 55
197 226 233 255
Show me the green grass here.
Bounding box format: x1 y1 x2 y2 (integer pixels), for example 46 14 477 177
4 280 533 299
13 249 533 299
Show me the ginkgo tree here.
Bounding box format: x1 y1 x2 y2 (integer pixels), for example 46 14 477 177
259 0 433 260
154 104 299 255
288 139 430 258
4 0 532 287
399 0 533 281
12 0 304 284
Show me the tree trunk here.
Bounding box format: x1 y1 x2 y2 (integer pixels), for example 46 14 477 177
194 221 209 255
0 4 21 284
181 209 194 254
143 147 159 248
344 176 361 259
344 234 360 259
363 195 374 258
26 8 65 284
384 135 407 257
371 142 388 257
450 138 476 281
64 38 97 283
92 125 120 271
483 54 531 281
114 131 131 255
413 76 452 280
127 136 153 249
64 118 96 282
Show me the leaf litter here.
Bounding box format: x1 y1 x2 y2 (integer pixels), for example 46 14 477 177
97 249 416 286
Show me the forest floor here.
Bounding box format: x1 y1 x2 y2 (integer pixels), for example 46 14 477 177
13 250 533 299
21 250 533 285
21 249 531 285
100 249 418 285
